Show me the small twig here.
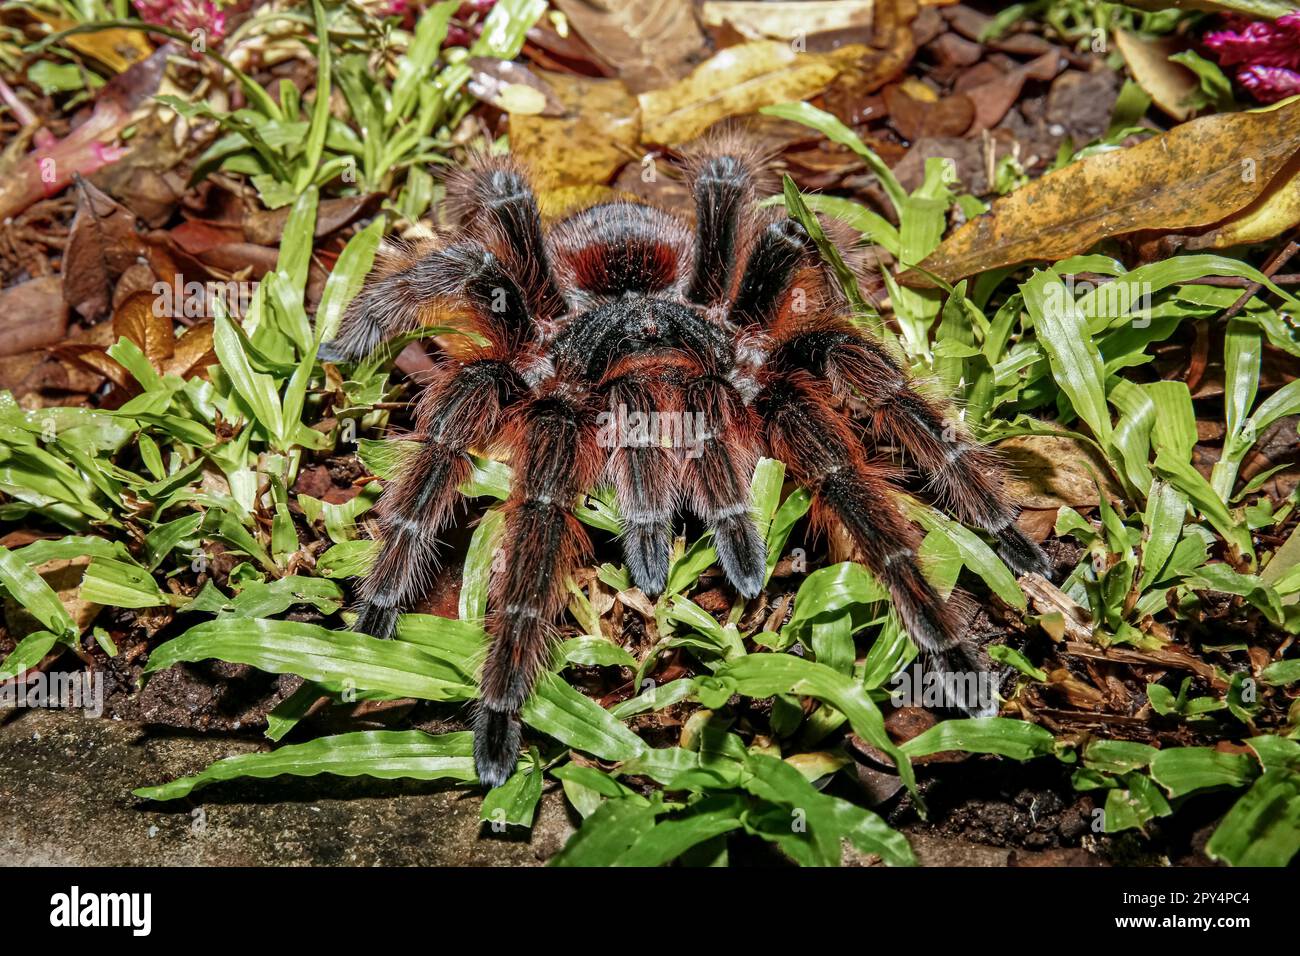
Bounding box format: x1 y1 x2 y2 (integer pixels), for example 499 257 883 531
1071 271 1300 289
1221 234 1300 322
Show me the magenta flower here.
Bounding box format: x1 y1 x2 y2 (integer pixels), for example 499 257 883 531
1204 12 1300 103
132 0 228 44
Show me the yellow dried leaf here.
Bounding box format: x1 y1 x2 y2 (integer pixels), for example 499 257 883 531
639 40 860 145
899 76 938 103
699 1 874 40
905 97 1300 285
27 10 151 73
538 186 623 221
510 72 640 190
497 83 549 115
1188 156 1300 249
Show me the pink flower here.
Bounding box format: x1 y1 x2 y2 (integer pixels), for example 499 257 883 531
132 0 228 44
1204 12 1300 103
1237 65 1300 102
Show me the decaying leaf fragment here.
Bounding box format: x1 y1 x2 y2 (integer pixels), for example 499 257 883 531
1113 30 1201 121
552 0 709 93
639 41 865 145
1187 155 1300 249
699 1 874 40
509 71 641 191
904 97 1300 285
113 291 174 369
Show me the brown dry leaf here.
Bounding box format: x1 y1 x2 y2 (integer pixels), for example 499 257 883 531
510 71 640 190
996 434 1123 508
818 6 917 118
63 178 150 321
50 345 129 393
113 290 174 368
963 51 1062 134
165 322 217 379
552 0 709 94
1113 30 1199 121
243 194 380 246
0 276 67 357
700 1 874 40
884 84 973 139
904 97 1300 285
640 41 863 145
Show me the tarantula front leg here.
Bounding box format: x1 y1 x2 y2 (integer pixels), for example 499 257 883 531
760 376 994 716
680 369 767 599
476 387 601 787
685 151 756 312
321 242 532 362
773 324 1049 576
730 216 814 328
599 359 684 597
452 154 566 324
354 358 521 639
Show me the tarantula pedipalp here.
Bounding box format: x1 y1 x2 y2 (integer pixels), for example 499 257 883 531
323 144 1048 788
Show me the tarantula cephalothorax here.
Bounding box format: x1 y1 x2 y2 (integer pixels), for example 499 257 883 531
323 142 1048 788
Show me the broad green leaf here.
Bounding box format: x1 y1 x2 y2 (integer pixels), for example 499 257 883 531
1149 747 1258 798
550 797 661 867
1206 770 1300 867
559 636 637 669
611 795 746 867
0 545 77 638
133 730 477 801
480 752 543 829
145 619 477 701
315 217 385 345
0 630 61 681
900 717 1057 761
711 654 917 798
522 672 646 762
80 557 168 609
740 753 916 867
1022 270 1112 449
1084 739 1158 774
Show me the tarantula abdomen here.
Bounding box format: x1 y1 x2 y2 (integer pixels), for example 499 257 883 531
325 146 1047 788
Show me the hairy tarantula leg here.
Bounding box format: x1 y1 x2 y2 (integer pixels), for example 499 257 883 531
452 156 566 323
681 372 766 598
761 377 995 716
778 329 1049 577
600 366 681 597
730 218 813 328
686 154 755 310
321 243 532 362
354 359 520 639
476 391 601 788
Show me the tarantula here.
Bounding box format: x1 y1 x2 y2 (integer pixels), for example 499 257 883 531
323 141 1048 788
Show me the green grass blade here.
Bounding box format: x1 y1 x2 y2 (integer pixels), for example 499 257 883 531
133 730 477 801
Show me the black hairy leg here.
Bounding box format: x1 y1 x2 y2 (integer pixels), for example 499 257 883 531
681 368 767 598
599 358 684 597
770 321 1049 577
353 359 520 640
475 388 601 787
760 374 993 716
